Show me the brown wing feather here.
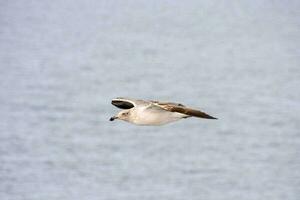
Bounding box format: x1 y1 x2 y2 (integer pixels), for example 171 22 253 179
157 104 217 119
150 101 184 107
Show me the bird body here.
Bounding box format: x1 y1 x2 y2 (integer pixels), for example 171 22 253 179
130 105 187 125
110 97 217 126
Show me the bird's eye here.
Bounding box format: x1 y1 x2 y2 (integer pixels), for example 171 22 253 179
122 112 127 116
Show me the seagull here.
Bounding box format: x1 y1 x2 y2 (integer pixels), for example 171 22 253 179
110 97 217 125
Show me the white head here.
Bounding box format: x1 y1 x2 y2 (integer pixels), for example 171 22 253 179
110 110 131 122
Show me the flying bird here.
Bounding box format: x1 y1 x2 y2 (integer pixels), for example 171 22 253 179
110 97 217 125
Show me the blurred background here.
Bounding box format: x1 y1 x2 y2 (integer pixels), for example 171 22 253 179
1 1 299 199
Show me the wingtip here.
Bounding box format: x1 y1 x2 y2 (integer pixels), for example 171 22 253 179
205 114 218 120
208 116 218 120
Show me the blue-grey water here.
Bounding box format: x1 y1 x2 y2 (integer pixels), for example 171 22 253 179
1 1 300 200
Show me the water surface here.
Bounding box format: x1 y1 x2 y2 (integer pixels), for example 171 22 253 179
1 1 299 200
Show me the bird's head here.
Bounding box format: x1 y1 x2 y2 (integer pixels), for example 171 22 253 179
110 110 131 122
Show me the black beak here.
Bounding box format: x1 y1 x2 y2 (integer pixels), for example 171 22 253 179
109 116 116 121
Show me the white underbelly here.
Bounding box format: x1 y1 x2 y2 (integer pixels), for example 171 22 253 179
134 109 186 125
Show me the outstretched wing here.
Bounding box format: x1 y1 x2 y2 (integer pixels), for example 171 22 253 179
150 100 185 107
111 97 136 109
111 97 150 109
153 101 217 119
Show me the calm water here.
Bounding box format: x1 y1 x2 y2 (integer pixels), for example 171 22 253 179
1 1 300 200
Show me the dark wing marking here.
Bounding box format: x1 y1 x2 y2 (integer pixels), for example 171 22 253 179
157 104 217 119
150 100 185 107
111 98 135 109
